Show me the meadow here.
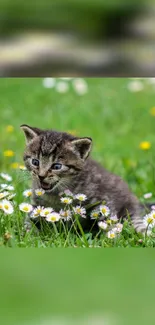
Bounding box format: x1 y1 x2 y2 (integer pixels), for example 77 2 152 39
0 77 155 247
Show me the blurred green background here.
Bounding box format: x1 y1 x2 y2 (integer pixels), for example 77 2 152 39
0 251 155 325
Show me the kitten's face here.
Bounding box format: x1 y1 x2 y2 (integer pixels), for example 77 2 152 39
21 125 92 193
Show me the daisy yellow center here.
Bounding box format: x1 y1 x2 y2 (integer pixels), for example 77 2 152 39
44 211 49 215
28 192 32 196
23 207 29 212
110 234 115 238
51 216 56 221
148 218 153 224
64 199 69 203
93 213 98 218
76 208 81 214
107 220 112 225
37 192 42 195
101 208 107 214
4 205 9 210
152 214 155 219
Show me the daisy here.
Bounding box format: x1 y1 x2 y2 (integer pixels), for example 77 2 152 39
110 215 118 223
46 212 61 223
35 189 45 196
98 221 107 230
150 211 155 221
31 206 44 218
7 185 14 191
0 184 8 189
55 81 69 93
75 194 87 202
42 78 55 88
72 79 88 95
60 209 72 221
19 203 33 213
63 189 74 197
60 197 73 204
143 192 152 199
40 207 53 217
151 205 155 210
100 205 110 217
23 189 33 197
113 223 123 233
107 230 116 239
0 191 9 199
143 214 154 228
127 80 144 92
0 173 12 182
90 210 100 219
7 193 16 200
1 199 14 214
73 206 86 217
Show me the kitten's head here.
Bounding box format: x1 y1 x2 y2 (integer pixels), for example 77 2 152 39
20 124 92 193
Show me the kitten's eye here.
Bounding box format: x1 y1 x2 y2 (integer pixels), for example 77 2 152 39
52 163 62 170
32 158 39 167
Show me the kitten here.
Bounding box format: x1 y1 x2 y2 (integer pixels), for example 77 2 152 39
20 124 146 233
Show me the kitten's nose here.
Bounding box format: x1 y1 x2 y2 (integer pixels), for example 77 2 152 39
38 175 45 182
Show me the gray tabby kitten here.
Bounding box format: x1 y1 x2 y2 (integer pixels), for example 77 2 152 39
21 124 146 233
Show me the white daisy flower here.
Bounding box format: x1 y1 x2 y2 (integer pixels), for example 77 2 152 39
19 203 33 213
35 189 45 196
63 189 74 197
127 80 144 92
1 199 14 214
143 192 152 199
55 81 69 93
110 215 118 222
113 223 123 233
42 78 55 88
46 212 61 223
7 185 14 191
0 173 12 182
60 197 73 204
107 230 116 239
151 205 155 210
98 221 107 230
90 210 100 219
147 78 155 84
100 205 110 217
73 206 86 217
31 206 44 218
72 79 88 95
75 193 87 201
7 193 16 200
60 209 72 221
23 189 33 197
143 214 154 228
40 207 53 217
0 191 9 199
0 184 8 189
150 210 155 221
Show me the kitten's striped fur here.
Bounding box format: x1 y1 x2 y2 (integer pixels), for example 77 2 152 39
21 124 147 233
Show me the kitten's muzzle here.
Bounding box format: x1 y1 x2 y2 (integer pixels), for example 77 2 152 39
38 175 59 191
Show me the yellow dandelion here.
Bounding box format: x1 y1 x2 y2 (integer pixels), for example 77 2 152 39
67 130 78 136
10 162 19 169
3 150 15 157
139 141 151 150
6 125 14 133
150 107 155 116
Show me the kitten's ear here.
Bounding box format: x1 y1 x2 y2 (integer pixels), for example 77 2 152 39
71 137 92 160
20 124 41 143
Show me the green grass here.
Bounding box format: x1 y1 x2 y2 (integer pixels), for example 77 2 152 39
0 77 155 248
